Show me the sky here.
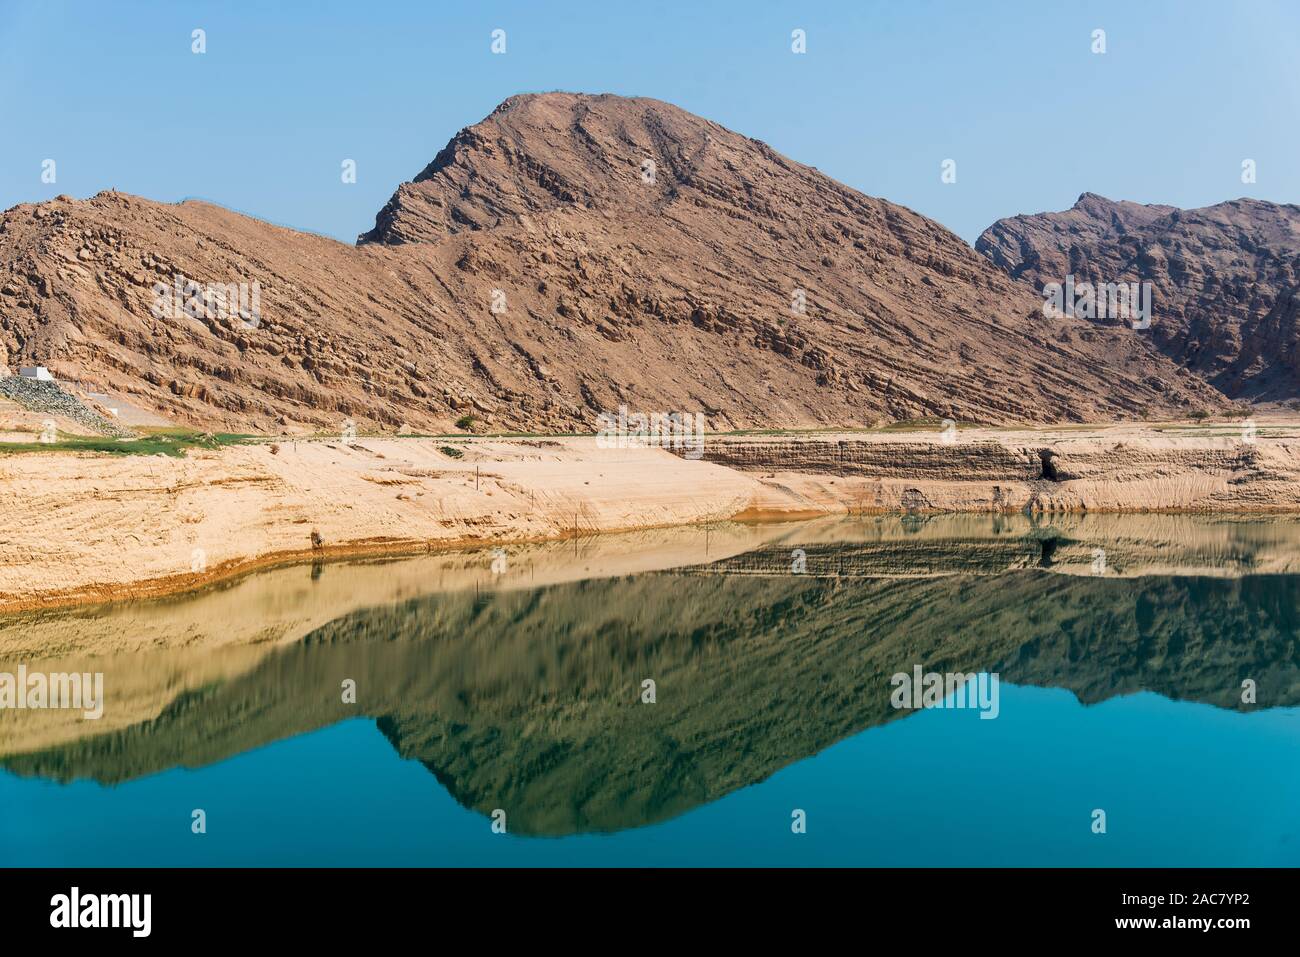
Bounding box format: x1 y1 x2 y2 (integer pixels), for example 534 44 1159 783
1 0 1297 244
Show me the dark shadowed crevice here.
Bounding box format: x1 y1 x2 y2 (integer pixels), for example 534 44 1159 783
1038 449 1061 482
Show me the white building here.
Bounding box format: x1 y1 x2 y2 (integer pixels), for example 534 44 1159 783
19 366 54 381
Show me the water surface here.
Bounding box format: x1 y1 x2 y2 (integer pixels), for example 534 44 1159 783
3 514 1298 866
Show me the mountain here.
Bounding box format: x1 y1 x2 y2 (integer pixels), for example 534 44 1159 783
0 94 1225 434
978 193 1300 402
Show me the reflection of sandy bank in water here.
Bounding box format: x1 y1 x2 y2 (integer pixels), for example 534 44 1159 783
3 562 1298 837
0 522 791 657
8 513 1300 659
697 512 1300 580
0 522 791 752
3 513 1300 758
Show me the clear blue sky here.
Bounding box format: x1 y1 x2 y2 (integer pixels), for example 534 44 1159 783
2 0 1297 244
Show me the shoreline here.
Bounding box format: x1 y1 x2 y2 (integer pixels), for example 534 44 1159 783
7 508 1300 753
3 425 1300 614
10 504 1300 617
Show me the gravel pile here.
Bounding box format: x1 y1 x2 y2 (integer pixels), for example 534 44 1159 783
0 376 136 437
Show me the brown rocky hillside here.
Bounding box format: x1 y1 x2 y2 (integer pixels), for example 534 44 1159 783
978 192 1300 403
0 94 1226 434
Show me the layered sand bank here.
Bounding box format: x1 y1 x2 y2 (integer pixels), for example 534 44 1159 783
1 423 1298 611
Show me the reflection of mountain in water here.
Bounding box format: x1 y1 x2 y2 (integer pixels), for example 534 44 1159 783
4 549 1299 836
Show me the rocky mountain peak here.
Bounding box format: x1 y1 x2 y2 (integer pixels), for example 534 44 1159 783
0 94 1229 433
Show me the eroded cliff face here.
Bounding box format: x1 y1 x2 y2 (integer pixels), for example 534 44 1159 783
978 193 1300 402
697 430 1300 513
0 96 1227 434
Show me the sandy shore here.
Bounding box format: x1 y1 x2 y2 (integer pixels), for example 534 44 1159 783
2 423 1299 612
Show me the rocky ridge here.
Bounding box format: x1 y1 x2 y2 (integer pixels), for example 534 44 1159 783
978 192 1300 402
0 95 1227 435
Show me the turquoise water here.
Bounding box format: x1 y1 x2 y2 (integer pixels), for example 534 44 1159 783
4 690 1298 867
2 519 1299 866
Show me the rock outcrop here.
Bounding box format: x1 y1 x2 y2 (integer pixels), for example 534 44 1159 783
697 430 1300 513
978 193 1300 403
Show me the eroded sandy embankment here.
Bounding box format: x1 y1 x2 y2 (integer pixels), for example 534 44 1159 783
1 425 1298 611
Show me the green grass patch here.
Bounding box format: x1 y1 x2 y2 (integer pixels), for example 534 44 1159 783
0 428 251 457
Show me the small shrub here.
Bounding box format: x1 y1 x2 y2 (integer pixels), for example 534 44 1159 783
439 445 464 459
455 414 476 430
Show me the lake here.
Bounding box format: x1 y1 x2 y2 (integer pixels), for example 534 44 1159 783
3 513 1298 866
